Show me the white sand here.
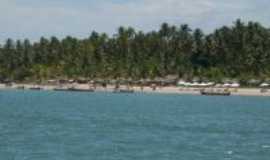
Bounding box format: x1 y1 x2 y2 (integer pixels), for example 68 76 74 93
1 83 270 97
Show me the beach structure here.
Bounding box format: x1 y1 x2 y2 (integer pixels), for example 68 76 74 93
260 83 269 93
5 82 13 87
151 83 157 91
140 76 178 87
177 80 215 88
59 79 69 84
47 79 57 84
94 79 108 87
163 75 178 86
112 78 135 93
76 78 88 84
2 79 14 88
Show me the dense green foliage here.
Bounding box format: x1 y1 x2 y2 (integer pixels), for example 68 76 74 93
1 19 270 82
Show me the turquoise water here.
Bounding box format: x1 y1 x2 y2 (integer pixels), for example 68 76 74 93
0 90 270 160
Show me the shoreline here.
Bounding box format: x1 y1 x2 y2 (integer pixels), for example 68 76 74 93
1 83 270 97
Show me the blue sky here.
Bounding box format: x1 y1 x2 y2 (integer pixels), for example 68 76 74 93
0 0 269 42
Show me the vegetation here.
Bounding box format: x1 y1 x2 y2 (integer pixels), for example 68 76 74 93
1 19 270 82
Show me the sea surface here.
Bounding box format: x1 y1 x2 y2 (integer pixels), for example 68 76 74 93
0 90 270 160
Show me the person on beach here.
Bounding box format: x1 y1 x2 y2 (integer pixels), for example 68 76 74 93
140 85 144 92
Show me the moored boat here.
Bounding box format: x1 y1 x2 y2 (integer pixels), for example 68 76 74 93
67 87 95 92
200 89 231 96
53 88 69 92
29 87 43 90
119 89 135 93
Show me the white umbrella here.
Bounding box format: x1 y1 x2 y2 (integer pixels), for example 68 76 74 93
177 80 186 86
260 83 269 87
206 82 215 87
184 82 192 87
199 83 208 87
223 83 231 87
192 82 200 87
231 83 240 88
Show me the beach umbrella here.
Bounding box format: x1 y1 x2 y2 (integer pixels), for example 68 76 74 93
191 82 199 87
48 79 57 83
223 83 231 87
231 83 240 88
199 82 209 87
206 82 215 86
68 79 75 83
184 82 192 87
260 83 269 87
177 80 186 86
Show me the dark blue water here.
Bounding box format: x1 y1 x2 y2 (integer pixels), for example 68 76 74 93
0 90 270 160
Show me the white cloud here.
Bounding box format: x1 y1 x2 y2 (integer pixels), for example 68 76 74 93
0 0 269 42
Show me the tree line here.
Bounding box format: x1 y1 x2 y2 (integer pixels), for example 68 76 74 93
0 19 270 82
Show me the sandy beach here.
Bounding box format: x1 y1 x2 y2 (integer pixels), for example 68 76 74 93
1 83 270 97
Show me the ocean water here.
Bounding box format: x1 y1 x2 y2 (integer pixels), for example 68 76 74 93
0 90 270 160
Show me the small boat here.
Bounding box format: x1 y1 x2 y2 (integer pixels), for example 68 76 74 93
29 86 43 91
120 89 134 93
67 87 95 92
53 88 69 92
200 89 231 96
29 87 43 90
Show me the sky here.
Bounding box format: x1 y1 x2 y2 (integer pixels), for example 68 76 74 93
0 0 269 42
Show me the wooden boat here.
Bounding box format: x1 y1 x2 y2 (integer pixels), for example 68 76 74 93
120 89 134 93
29 87 43 90
200 89 231 96
53 88 69 92
29 87 42 90
67 87 95 92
